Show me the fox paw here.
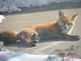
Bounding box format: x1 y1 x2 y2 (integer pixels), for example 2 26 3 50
67 35 80 41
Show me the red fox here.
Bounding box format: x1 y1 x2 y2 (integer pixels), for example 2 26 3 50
0 28 39 47
31 10 80 41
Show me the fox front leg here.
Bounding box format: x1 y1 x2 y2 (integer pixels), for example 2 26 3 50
60 33 80 41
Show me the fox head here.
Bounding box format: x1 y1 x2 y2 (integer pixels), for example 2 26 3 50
59 10 78 25
58 10 78 34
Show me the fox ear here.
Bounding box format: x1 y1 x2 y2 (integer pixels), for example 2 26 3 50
59 10 64 18
72 14 78 21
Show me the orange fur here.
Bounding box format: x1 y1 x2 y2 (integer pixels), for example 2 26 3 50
0 31 18 44
17 28 39 46
30 11 79 41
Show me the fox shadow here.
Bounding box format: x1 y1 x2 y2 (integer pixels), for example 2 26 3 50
38 35 80 43
4 35 80 48
5 42 36 48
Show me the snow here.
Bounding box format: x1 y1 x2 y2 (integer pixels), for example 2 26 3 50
14 0 31 7
0 0 21 13
14 0 49 7
30 0 48 7
7 5 21 13
0 15 5 23
0 6 8 13
0 47 81 61
0 50 81 61
0 0 80 13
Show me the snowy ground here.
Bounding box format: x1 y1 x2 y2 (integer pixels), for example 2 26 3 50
0 0 81 13
0 49 81 61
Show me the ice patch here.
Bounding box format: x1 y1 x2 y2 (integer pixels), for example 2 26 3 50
0 15 5 23
0 50 81 61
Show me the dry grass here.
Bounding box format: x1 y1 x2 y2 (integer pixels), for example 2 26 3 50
52 44 80 58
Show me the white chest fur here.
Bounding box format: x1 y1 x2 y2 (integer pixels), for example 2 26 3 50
58 21 74 34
